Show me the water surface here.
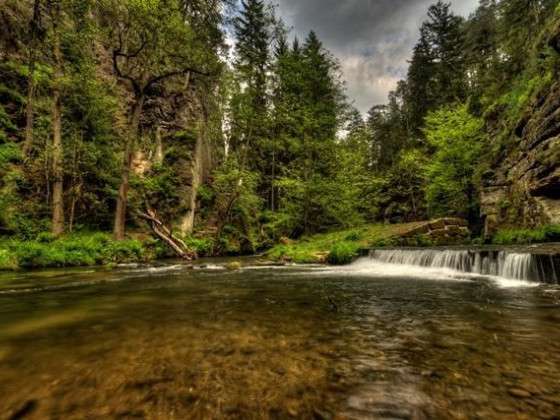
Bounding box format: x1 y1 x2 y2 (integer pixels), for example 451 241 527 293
1 258 560 419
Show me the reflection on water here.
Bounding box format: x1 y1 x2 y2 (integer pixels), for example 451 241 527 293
1 258 560 419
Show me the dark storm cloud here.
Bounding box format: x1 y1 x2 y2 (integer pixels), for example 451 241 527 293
275 0 479 114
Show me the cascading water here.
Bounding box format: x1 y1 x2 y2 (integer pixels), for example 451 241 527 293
369 249 560 284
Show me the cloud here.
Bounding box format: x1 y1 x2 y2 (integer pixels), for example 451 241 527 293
275 0 479 114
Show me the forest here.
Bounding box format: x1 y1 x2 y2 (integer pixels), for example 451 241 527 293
0 0 559 268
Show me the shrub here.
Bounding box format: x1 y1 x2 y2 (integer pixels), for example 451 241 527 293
344 231 361 242
36 232 57 243
0 249 17 270
0 233 152 269
493 225 560 245
327 242 360 265
184 236 214 256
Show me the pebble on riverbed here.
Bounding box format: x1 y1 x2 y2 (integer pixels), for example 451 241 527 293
508 388 532 398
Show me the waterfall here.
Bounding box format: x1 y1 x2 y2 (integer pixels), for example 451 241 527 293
369 249 560 284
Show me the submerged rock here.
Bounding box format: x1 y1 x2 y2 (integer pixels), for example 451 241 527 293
225 261 242 271
9 399 38 420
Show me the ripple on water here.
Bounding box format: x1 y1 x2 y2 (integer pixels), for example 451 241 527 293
0 261 560 418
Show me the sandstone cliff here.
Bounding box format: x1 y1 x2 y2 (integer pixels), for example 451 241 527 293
481 22 560 237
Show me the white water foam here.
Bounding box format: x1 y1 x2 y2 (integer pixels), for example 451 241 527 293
370 249 559 284
305 257 539 288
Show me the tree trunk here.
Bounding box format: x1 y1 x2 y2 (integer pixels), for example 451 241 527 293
51 25 65 237
23 0 42 157
113 96 144 240
179 121 204 236
139 209 196 260
22 59 36 157
154 125 163 165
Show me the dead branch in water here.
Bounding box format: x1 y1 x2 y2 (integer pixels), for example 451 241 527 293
138 209 197 261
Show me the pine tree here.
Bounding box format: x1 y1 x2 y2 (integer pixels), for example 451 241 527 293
499 0 557 73
302 31 340 142
406 1 466 134
232 0 273 207
464 0 500 112
233 0 270 115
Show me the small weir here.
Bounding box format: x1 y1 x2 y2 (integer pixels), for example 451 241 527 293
369 248 560 283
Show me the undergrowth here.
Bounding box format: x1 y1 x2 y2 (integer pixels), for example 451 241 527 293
492 225 560 245
0 232 157 270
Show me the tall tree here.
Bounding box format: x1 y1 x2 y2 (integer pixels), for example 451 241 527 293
99 0 217 240
231 0 273 207
499 0 557 73
406 1 466 134
48 0 65 236
464 0 499 111
22 0 45 157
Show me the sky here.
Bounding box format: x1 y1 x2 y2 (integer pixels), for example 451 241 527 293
274 0 479 114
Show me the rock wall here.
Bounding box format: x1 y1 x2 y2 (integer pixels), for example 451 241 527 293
480 24 560 237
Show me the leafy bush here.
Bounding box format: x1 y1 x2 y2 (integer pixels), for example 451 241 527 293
423 105 484 219
0 232 150 270
345 231 362 241
0 249 17 270
327 242 360 265
184 236 214 256
493 225 560 245
36 232 57 243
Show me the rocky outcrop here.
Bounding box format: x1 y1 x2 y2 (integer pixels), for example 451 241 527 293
480 80 560 236
397 218 471 246
481 24 560 237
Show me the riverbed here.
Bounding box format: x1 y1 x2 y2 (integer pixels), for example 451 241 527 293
1 258 560 419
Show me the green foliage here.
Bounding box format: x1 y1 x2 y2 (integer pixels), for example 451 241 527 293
183 236 214 257
424 105 484 219
364 149 427 224
0 104 16 136
327 242 360 265
0 233 149 270
344 231 362 242
0 0 558 261
211 158 263 253
492 225 560 245
0 249 17 270
0 143 21 167
491 72 553 124
267 223 416 264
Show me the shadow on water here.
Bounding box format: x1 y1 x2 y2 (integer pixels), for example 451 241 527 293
1 258 560 419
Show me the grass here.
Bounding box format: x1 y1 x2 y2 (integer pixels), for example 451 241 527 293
0 232 158 270
267 223 428 264
492 225 560 245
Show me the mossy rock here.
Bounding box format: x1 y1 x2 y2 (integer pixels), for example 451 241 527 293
225 261 242 271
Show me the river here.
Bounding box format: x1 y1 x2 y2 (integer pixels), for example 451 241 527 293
1 256 560 419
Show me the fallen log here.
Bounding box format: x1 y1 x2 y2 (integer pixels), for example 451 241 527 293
138 209 197 260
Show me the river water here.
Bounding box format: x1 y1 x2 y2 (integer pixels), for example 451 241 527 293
1 258 560 419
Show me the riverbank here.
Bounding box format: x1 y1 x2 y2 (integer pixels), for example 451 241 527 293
0 233 160 271
267 220 473 264
2 222 559 271
267 222 560 264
